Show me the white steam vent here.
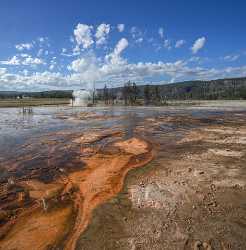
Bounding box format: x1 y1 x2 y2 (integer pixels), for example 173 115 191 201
71 89 92 106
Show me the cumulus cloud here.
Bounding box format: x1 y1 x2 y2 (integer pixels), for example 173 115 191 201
0 56 21 65
68 39 130 85
158 27 164 39
15 43 33 51
0 55 44 66
1 54 246 91
69 55 96 72
191 37 206 54
106 38 129 64
117 24 125 32
68 38 129 85
1 23 246 91
175 40 186 48
95 23 110 46
74 23 94 49
22 56 45 65
2 58 246 91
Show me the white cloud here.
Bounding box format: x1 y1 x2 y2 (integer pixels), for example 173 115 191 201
15 43 33 51
37 49 43 57
70 36 75 43
224 54 240 62
1 57 246 91
164 39 172 50
117 24 125 32
49 57 57 71
49 65 55 70
68 38 129 85
68 54 101 86
37 37 50 47
0 55 44 66
130 26 137 36
74 23 94 49
1 24 246 91
22 69 29 76
158 27 164 39
0 68 7 75
38 37 45 43
114 38 129 55
136 37 143 44
191 37 206 54
130 27 140 39
69 56 94 72
0 56 21 65
60 48 77 57
188 56 201 62
22 56 45 66
130 26 144 45
95 23 110 46
66 39 129 85
106 38 129 64
20 53 29 58
175 40 186 48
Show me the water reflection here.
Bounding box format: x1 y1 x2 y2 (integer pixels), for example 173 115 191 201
0 105 234 180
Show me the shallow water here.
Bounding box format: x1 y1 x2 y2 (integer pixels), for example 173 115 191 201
0 105 235 163
0 105 231 182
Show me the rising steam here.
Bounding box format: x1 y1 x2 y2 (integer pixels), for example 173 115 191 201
71 89 92 106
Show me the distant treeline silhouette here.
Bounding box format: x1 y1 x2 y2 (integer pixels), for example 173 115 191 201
97 77 246 104
1 77 246 104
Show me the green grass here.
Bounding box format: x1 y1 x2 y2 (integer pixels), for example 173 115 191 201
0 98 71 107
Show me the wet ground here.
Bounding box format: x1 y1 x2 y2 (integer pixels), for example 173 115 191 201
0 103 246 249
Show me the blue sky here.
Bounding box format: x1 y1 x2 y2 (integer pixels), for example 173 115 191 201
0 0 246 91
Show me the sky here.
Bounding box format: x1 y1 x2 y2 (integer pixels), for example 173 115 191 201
0 0 246 91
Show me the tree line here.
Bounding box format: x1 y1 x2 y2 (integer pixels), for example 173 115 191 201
98 81 164 105
2 77 246 103
97 77 246 105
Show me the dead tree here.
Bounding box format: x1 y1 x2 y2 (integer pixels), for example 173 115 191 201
144 84 151 105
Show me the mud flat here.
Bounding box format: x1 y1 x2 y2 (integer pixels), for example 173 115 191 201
0 106 246 249
76 111 246 250
0 127 154 250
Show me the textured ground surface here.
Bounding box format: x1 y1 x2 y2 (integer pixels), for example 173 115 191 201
0 104 246 249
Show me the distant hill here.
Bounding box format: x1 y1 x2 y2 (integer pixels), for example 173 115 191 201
1 77 246 100
99 77 246 100
0 90 73 99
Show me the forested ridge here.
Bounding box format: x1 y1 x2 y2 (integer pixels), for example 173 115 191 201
1 77 246 101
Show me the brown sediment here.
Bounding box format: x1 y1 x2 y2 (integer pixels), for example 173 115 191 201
0 204 73 250
0 135 155 250
19 179 65 200
73 130 123 144
64 137 155 250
